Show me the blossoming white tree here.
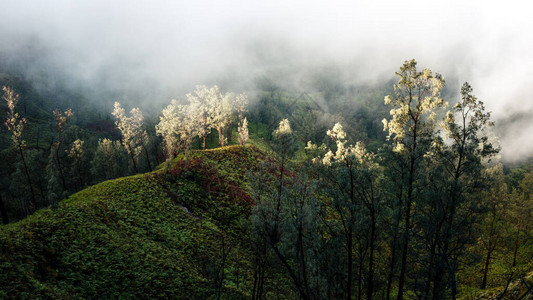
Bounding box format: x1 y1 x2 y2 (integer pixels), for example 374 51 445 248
157 86 249 154
3 86 36 211
211 91 233 147
235 93 248 146
112 102 152 173
307 122 380 298
238 117 249 146
186 85 219 149
156 99 199 159
67 139 86 190
52 108 73 192
381 59 446 300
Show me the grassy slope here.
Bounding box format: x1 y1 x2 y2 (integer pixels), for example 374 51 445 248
0 145 263 299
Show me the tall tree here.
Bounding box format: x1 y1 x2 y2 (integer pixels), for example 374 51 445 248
382 59 446 299
311 122 383 300
251 119 319 300
478 166 508 290
428 82 498 298
130 107 152 172
67 139 87 191
235 93 248 146
113 102 138 173
500 172 533 298
156 100 198 160
186 85 218 149
212 91 233 147
3 86 36 213
52 108 73 192
112 102 152 172
238 117 249 146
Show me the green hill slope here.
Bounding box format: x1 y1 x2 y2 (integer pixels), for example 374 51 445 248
0 145 263 299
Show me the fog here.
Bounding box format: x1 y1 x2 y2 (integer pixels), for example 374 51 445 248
0 0 532 161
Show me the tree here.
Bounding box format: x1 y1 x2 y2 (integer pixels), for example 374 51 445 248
186 85 218 149
91 138 129 181
478 166 508 290
238 117 249 146
382 59 446 300
67 139 87 191
155 100 197 160
250 119 320 300
184 85 247 148
309 122 383 300
130 107 152 172
212 91 233 147
52 108 73 193
499 172 533 298
112 102 152 173
235 93 248 145
427 82 498 298
3 86 36 213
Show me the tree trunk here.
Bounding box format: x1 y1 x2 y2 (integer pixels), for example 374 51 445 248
397 183 413 300
55 147 67 192
227 125 233 143
270 154 310 300
0 193 9 224
19 146 36 211
358 251 363 300
298 222 312 300
347 167 356 300
447 255 457 300
141 142 152 172
252 265 258 300
127 144 139 173
138 133 152 172
397 121 418 300
347 229 353 300
217 126 224 147
368 211 376 300
386 193 402 300
429 238 439 299
500 226 521 298
481 244 493 289
76 161 84 190
258 265 265 300
272 244 310 300
437 157 464 299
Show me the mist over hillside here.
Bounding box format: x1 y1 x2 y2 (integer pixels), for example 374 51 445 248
1 0 532 161
3 2 533 299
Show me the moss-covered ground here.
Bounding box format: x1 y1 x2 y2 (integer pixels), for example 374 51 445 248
0 145 263 299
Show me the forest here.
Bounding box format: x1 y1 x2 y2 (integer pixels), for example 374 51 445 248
1 57 533 299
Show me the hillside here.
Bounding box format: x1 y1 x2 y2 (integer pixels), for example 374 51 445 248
0 145 263 299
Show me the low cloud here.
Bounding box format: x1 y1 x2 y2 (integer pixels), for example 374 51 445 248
0 0 531 161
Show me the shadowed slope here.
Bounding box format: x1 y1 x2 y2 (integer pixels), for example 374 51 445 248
0 145 262 299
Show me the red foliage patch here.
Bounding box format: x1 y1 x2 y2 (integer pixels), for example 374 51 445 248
151 156 254 209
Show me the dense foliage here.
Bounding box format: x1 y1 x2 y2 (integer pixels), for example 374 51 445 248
1 60 533 299
0 146 261 298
